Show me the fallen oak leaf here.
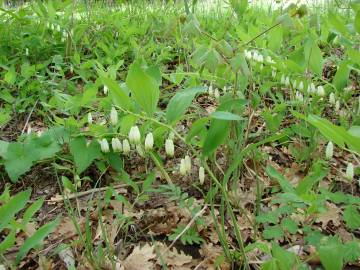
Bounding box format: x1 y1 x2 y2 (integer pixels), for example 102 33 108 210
123 243 156 270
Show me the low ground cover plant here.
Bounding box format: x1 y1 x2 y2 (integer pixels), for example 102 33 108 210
0 0 360 269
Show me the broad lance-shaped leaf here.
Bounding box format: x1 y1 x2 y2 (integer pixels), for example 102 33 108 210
304 38 323 75
16 218 59 263
102 76 131 110
126 62 160 116
210 111 242 121
166 86 206 124
70 137 101 174
0 189 31 231
202 119 230 157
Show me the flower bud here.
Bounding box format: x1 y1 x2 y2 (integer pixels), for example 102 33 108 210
292 80 297 89
25 48 29 56
110 107 118 126
87 112 93 125
100 139 110 153
112 138 122 152
295 91 303 102
208 84 214 96
27 125 32 134
298 81 304 91
346 163 354 181
180 159 187 175
199 166 205 185
184 155 191 173
168 132 175 140
329 92 336 105
165 139 174 157
145 132 154 151
214 88 220 99
257 54 264 63
129 126 141 144
122 139 130 154
335 100 340 111
281 74 285 84
325 141 333 160
285 76 290 87
272 69 277 78
244 50 252 60
103 85 108 95
309 83 316 93
317 85 325 97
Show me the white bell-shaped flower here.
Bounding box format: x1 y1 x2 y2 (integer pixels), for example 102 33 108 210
346 163 354 181
214 88 220 99
184 155 191 173
329 92 336 105
317 85 325 97
199 166 205 185
110 107 118 126
180 159 187 175
122 139 130 154
208 84 214 96
325 141 333 160
145 132 154 151
112 138 122 152
129 126 141 144
100 139 110 153
165 139 174 157
87 112 93 125
281 74 286 84
103 85 108 95
298 81 304 91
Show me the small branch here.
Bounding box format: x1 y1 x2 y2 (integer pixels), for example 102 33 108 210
21 99 39 135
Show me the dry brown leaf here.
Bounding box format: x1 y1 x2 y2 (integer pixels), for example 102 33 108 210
155 242 192 267
199 243 230 270
123 244 156 270
316 202 341 229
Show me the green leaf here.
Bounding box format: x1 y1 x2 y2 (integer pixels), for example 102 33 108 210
343 205 360 230
202 119 230 157
296 162 328 195
166 86 206 124
31 134 61 160
328 12 348 35
3 142 38 182
355 11 360 34
305 39 323 75
261 259 278 270
263 225 284 240
105 152 123 172
70 137 101 174
185 117 209 144
332 61 350 91
0 190 31 231
102 77 131 110
210 111 243 121
142 172 156 192
265 166 295 193
22 197 44 225
272 244 297 270
16 218 59 264
318 238 344 270
126 61 159 116
0 140 9 158
0 231 16 255
268 26 283 51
